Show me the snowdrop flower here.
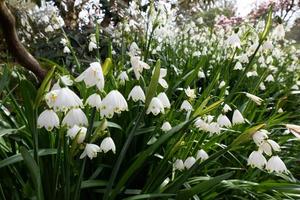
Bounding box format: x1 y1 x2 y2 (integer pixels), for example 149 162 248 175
128 86 145 103
45 25 54 32
237 54 249 63
62 108 88 127
198 71 205 78
157 92 171 109
245 92 263 105
51 87 83 112
222 104 232 113
252 129 269 145
207 122 221 134
80 144 101 159
232 109 245 125
146 97 165 115
63 46 71 54
75 62 105 90
100 90 128 118
88 41 97 51
184 157 196 169
173 159 184 171
161 122 172 132
273 24 285 40
86 93 102 109
37 109 59 131
60 75 73 86
184 87 196 99
234 62 243 70
180 100 193 112
196 149 209 161
117 71 129 85
100 137 116 154
262 40 273 50
67 125 87 144
226 33 241 48
194 118 209 131
265 74 274 82
131 56 150 80
219 81 226 89
266 156 288 173
45 90 58 109
259 82 266 90
286 124 300 139
247 151 267 169
158 68 168 89
259 140 281 156
217 114 232 128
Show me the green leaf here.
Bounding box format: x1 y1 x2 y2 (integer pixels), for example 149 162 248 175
34 65 56 108
81 180 107 189
0 126 25 137
231 123 265 147
0 149 57 169
0 66 11 94
145 60 161 107
176 172 234 200
123 193 175 200
260 5 273 42
20 146 44 200
192 98 224 118
102 58 113 76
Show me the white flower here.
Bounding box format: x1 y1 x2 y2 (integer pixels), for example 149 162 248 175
194 118 209 132
259 82 266 90
88 41 97 52
75 62 105 90
245 92 263 105
86 93 102 109
207 122 221 134
196 149 209 161
184 86 196 99
45 90 58 109
146 97 165 115
173 159 184 171
161 122 172 132
262 40 273 50
131 56 150 80
62 108 88 127
259 140 281 156
158 68 168 89
232 109 245 125
234 62 243 70
63 46 71 54
198 71 205 78
247 151 267 169
265 74 274 82
226 33 241 48
286 124 300 139
80 144 101 159
100 137 116 154
273 24 285 40
67 125 87 144
217 114 232 128
222 104 232 113
237 54 249 63
45 25 54 32
60 75 73 86
184 156 196 169
157 92 171 109
266 156 288 173
100 90 128 118
180 100 193 112
252 129 269 145
51 87 83 112
128 86 145 103
37 109 59 131
219 81 226 89
117 71 129 85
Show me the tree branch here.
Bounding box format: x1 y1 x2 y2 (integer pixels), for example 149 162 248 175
0 1 46 81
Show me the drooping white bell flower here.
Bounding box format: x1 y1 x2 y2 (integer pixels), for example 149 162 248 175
194 118 209 132
273 24 285 40
252 129 269 145
146 97 165 115
117 71 129 85
234 61 243 70
50 87 83 112
128 86 145 103
245 92 263 105
157 92 171 109
131 56 150 80
217 114 232 128
232 109 245 125
86 93 102 109
67 125 87 144
247 150 267 169
226 33 241 49
37 109 60 131
100 137 116 154
265 74 274 82
88 41 97 52
100 90 128 118
184 156 196 169
219 81 226 89
286 124 300 139
266 156 288 173
60 75 73 86
259 140 281 156
158 68 168 89
180 100 193 112
207 122 221 134
237 53 249 63
75 62 105 90
80 143 101 159
196 149 209 161
184 86 196 99
63 46 71 54
62 108 88 127
45 90 58 109
173 159 185 171
161 122 172 132
222 104 232 113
